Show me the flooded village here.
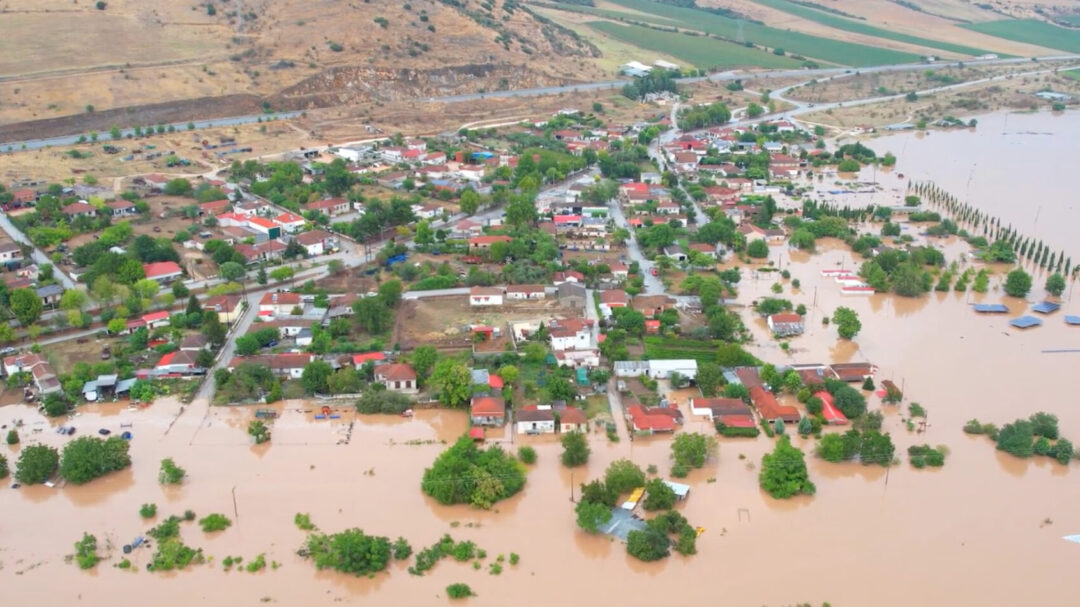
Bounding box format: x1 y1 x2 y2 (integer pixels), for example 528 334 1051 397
2 82 1080 607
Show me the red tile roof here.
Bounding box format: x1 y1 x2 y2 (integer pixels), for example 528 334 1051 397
816 391 849 425
749 386 800 423
560 407 587 425
469 235 512 246
260 292 301 306
627 404 676 432
352 352 386 365
143 261 183 279
375 363 417 382
471 396 506 417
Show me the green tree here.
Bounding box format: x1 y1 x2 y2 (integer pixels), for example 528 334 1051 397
301 360 334 394
60 437 131 484
59 289 88 311
256 265 268 285
377 279 403 308
1045 272 1066 297
15 444 60 484
1004 268 1032 298
671 432 715 469
421 436 525 507
626 523 670 562
695 362 722 397
411 345 437 381
832 306 861 339
833 385 867 418
218 261 245 282
575 500 612 533
759 436 815 498
10 288 43 326
746 239 769 258
995 419 1034 457
6 429 19 445
560 431 590 467
459 189 480 215
430 359 471 407
163 178 192 196
641 478 676 511
248 419 271 444
746 103 764 118
1052 438 1074 465
351 297 392 333
604 459 646 494
304 528 392 576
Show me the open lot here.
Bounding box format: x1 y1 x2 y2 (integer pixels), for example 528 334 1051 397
393 295 580 351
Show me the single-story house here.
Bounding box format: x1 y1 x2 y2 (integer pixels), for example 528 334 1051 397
767 313 804 337
816 391 849 425
557 282 586 308
663 245 687 262
631 295 676 316
599 289 629 309
180 333 210 351
505 284 546 300
275 212 306 233
259 291 302 316
516 407 556 435
553 270 585 285
228 353 313 379
294 229 335 256
62 201 97 218
689 397 754 424
374 363 418 394
143 261 184 283
142 310 171 329
307 197 351 217
469 286 504 307
204 294 244 323
470 395 506 426
352 351 387 368
627 404 677 434
559 407 588 433
155 349 205 376
749 385 800 423
36 284 63 307
469 235 513 250
106 200 138 217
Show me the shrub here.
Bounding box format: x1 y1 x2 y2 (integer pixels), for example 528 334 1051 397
303 528 391 576
294 512 315 531
642 478 676 511
140 503 158 518
159 458 186 484
198 513 232 533
447 583 474 599
715 423 760 438
74 533 102 569
392 537 412 560
422 437 526 508
517 446 537 464
908 444 946 468
759 436 815 498
560 431 590 467
509 552 519 565
6 429 18 445
246 553 266 572
16 444 59 484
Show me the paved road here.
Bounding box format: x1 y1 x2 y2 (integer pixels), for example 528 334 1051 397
606 198 664 295
0 212 77 290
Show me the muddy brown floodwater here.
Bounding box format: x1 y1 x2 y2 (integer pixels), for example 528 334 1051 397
3 118 1080 606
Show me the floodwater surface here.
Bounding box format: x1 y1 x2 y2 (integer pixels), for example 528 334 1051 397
4 116 1080 604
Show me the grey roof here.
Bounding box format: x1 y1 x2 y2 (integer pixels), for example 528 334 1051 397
1065 315 1080 325
115 378 137 393
471 368 490 385
973 304 1009 313
1032 302 1061 314
95 374 117 388
557 282 585 298
36 284 64 297
1010 316 1042 329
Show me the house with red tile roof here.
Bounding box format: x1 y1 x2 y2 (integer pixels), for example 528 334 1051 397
227 353 313 379
350 352 386 368
559 407 588 433
816 391 849 425
690 397 754 425
141 310 171 329
516 407 556 434
469 286 504 307
307 198 350 217
749 386 800 423
553 270 585 285
204 294 244 323
106 200 138 217
374 363 418 394
627 404 676 434
294 229 335 256
468 235 512 249
200 199 231 216
274 212 306 233
470 395 506 426
143 261 183 283
62 201 97 218
767 313 804 337
259 291 302 316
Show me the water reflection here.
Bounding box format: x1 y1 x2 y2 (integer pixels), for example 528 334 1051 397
64 467 135 507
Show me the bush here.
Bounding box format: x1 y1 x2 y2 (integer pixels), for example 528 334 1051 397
747 239 769 258
996 419 1034 457
355 390 413 414
74 533 102 569
626 524 670 562
447 583 474 599
575 500 612 533
715 423 760 438
198 513 232 533
303 528 391 576
671 432 715 469
963 418 998 437
604 458 645 494
1029 411 1059 439
392 537 412 560
295 512 315 531
159 457 186 484
6 429 18 445
517 446 537 464
140 503 158 518
908 444 946 468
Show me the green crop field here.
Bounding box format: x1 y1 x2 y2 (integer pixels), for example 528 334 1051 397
750 0 992 57
587 21 801 69
962 19 1080 54
644 336 721 363
604 0 922 66
1062 69 1080 81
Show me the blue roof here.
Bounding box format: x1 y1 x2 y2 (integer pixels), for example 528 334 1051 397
471 151 494 159
1010 316 1043 329
973 304 1009 313
1032 301 1061 314
1064 315 1080 325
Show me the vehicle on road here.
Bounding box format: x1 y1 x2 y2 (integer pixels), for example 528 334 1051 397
98 428 111 436
651 267 659 276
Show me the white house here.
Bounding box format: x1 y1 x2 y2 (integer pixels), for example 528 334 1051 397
554 348 600 368
469 286 504 307
549 318 592 351
505 284 546 300
457 166 485 181
559 407 588 433
614 359 698 380
374 363 418 394
516 408 556 435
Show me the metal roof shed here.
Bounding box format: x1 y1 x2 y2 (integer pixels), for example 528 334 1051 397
1064 316 1080 325
662 480 691 501
973 304 1009 313
1010 316 1042 329
1032 302 1061 314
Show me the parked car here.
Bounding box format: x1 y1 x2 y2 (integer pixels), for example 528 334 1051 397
98 428 111 436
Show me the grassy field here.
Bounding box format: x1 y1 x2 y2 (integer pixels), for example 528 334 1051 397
587 21 801 69
1063 69 1080 82
599 0 923 66
643 336 721 363
749 0 993 57
962 19 1080 54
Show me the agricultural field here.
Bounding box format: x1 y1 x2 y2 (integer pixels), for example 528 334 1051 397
583 0 925 66
785 64 1034 103
1063 69 1080 81
748 0 993 57
586 21 801 69
962 19 1080 54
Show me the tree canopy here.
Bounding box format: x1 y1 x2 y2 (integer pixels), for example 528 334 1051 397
59 436 132 484
421 436 526 509
15 444 60 484
759 436 815 499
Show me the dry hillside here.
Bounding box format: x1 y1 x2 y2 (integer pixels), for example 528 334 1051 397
0 0 603 134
